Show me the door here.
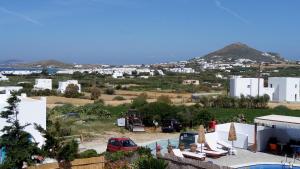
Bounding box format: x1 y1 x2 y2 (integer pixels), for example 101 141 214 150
107 139 121 152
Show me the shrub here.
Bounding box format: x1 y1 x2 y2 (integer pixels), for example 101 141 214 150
115 84 122 90
131 93 148 109
105 88 115 95
113 96 126 100
64 84 81 98
195 110 214 128
77 149 98 159
157 95 172 104
133 156 167 169
137 147 152 156
90 86 101 100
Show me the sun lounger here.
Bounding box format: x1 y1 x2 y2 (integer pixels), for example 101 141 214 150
205 141 228 154
217 140 232 149
201 149 227 158
217 141 237 155
172 149 184 158
182 151 206 161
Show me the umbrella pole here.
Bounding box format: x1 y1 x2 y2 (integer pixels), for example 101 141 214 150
201 144 203 153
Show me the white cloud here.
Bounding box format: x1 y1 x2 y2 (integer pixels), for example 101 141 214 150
0 6 42 26
214 0 250 24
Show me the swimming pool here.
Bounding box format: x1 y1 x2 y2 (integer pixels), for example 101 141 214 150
238 164 300 169
145 138 179 155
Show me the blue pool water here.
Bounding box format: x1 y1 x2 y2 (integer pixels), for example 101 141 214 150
145 138 179 155
239 164 300 169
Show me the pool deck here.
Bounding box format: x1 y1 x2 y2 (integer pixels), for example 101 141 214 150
208 148 300 168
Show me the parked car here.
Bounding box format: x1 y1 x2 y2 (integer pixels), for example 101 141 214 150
161 119 182 132
106 137 138 152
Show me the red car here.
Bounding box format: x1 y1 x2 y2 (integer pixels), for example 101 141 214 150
106 137 138 152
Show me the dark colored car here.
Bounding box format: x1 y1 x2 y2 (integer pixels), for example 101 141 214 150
161 119 182 132
106 137 138 152
179 132 198 149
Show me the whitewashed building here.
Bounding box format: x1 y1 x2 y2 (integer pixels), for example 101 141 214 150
112 72 123 79
34 79 52 90
0 92 46 147
230 76 300 102
0 86 23 93
182 80 200 85
268 77 300 102
0 74 9 81
58 80 81 93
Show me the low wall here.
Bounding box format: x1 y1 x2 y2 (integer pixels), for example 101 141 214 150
160 154 232 169
28 156 105 169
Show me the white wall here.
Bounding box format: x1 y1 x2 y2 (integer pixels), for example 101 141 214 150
58 80 81 93
269 77 300 102
34 79 52 90
230 77 265 98
0 93 46 147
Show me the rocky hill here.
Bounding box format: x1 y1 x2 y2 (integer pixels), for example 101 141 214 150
194 42 286 63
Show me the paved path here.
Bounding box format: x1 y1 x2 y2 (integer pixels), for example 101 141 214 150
209 148 300 168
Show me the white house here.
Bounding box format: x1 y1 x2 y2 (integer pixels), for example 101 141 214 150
58 80 81 93
269 77 300 102
182 80 200 85
112 72 123 79
34 79 52 90
0 74 9 81
230 76 300 102
0 92 46 147
0 86 23 93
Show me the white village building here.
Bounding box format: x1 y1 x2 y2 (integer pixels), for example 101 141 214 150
0 91 46 147
58 80 81 93
0 86 23 93
0 74 9 81
34 79 52 90
230 76 300 102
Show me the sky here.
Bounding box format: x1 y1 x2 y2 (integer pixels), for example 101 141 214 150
0 0 299 64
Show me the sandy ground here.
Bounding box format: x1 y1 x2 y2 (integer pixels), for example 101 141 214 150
268 102 300 110
32 90 195 108
78 129 179 153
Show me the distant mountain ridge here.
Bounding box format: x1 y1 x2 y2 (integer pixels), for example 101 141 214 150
13 59 72 68
193 42 286 63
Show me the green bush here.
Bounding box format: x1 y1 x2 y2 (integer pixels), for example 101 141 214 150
133 156 167 169
77 149 98 159
113 96 126 100
105 88 115 95
137 147 152 156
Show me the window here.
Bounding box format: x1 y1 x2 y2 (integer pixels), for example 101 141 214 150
247 85 251 88
296 84 298 88
270 84 273 88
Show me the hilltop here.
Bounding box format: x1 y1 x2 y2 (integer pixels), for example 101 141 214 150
193 43 286 63
14 59 73 68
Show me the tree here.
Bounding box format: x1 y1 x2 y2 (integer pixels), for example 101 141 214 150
195 110 214 128
199 96 210 108
157 95 172 104
41 68 49 76
131 93 148 109
64 84 80 98
0 94 40 169
90 86 101 100
35 120 79 165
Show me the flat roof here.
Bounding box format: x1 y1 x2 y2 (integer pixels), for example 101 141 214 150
255 115 300 129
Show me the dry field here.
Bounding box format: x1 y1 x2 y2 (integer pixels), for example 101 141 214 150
268 102 300 110
32 90 194 108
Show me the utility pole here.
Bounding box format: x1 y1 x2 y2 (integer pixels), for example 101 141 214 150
257 63 262 96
